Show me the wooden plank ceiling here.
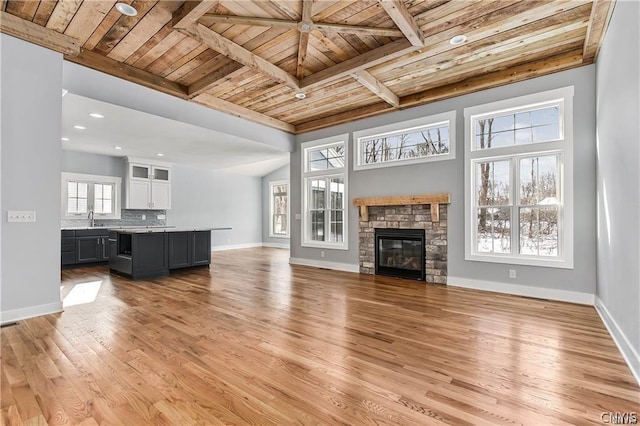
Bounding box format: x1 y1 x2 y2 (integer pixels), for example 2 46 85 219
1 0 615 134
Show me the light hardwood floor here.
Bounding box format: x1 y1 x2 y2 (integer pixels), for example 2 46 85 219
2 247 638 425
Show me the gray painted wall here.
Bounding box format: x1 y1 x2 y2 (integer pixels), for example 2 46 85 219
1 35 63 318
262 164 290 246
292 66 597 295
168 165 262 248
596 1 640 355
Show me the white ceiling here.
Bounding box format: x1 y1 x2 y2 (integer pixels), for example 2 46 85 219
61 93 290 176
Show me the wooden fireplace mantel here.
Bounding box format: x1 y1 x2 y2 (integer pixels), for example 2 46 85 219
353 193 451 222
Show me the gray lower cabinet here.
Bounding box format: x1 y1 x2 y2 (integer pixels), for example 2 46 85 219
192 231 211 266
61 230 76 266
132 233 169 279
168 231 211 269
75 230 109 263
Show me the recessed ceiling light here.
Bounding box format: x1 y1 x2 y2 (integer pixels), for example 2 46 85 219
450 35 467 45
157 153 164 157
89 113 104 118
61 137 69 141
115 2 137 16
114 146 123 150
294 92 306 100
73 125 86 130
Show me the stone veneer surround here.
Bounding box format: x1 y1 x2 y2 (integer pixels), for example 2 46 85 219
359 204 448 284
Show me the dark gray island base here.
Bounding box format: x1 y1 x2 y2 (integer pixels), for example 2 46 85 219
109 228 224 280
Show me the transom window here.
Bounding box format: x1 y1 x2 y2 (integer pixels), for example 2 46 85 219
354 111 456 170
302 135 348 250
62 173 121 220
464 87 574 269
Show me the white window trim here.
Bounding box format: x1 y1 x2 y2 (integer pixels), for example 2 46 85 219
301 134 349 250
353 110 456 171
61 172 122 220
464 86 574 269
269 180 289 238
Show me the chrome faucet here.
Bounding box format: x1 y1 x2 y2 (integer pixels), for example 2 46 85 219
88 210 95 227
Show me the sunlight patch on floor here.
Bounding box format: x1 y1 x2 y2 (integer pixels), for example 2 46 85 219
62 280 102 307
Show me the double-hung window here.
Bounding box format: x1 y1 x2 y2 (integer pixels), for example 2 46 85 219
62 173 121 220
464 87 574 268
269 181 289 238
302 135 348 250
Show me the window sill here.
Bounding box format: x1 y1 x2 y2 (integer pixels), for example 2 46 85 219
466 252 573 269
302 241 349 251
269 234 290 239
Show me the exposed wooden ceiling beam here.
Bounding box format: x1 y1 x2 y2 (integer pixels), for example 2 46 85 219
188 62 244 98
296 0 313 80
583 0 616 63
351 70 399 107
200 14 405 38
172 0 218 30
300 39 418 89
0 10 80 56
313 22 403 38
193 93 296 133
377 0 424 47
191 23 300 90
297 32 310 80
65 48 188 99
200 14 299 30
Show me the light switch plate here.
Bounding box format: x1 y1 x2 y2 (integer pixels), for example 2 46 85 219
7 211 36 222
157 214 166 220
295 213 301 220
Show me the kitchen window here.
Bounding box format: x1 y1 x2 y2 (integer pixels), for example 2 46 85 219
353 111 456 170
302 135 348 250
464 86 574 268
62 173 121 220
269 181 289 238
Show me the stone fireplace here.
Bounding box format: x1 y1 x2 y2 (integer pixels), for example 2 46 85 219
355 194 449 284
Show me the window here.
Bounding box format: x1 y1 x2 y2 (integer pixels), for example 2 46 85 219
269 181 289 238
353 111 456 170
302 135 348 249
464 87 574 268
62 173 121 220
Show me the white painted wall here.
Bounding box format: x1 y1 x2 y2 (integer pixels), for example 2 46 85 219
167 165 262 249
595 0 640 383
292 66 597 301
1 35 63 322
262 164 290 247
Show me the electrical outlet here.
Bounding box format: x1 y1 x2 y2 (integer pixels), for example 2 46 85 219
157 214 166 220
295 213 301 220
141 214 146 220
320 250 325 258
509 269 517 279
7 211 36 222
227 239 231 243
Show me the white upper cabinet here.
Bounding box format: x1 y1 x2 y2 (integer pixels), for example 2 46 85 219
125 158 171 210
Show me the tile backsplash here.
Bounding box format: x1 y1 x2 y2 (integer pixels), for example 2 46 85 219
61 209 167 228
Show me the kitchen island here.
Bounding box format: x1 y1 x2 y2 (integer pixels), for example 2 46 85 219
108 228 229 280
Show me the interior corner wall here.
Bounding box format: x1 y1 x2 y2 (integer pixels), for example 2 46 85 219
595 0 640 379
262 165 290 246
291 66 597 297
167 165 262 249
1 35 63 322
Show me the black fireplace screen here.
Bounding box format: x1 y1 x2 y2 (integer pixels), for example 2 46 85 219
375 228 425 280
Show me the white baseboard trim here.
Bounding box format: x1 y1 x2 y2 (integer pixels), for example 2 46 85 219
211 243 263 252
447 276 595 305
262 243 290 249
595 297 640 387
289 257 360 273
1 301 63 325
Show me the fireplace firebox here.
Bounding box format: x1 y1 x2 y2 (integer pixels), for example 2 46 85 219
375 228 426 280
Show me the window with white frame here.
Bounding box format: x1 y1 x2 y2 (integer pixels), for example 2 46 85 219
269 181 289 238
464 86 574 268
302 135 348 249
62 173 121 220
353 111 456 170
